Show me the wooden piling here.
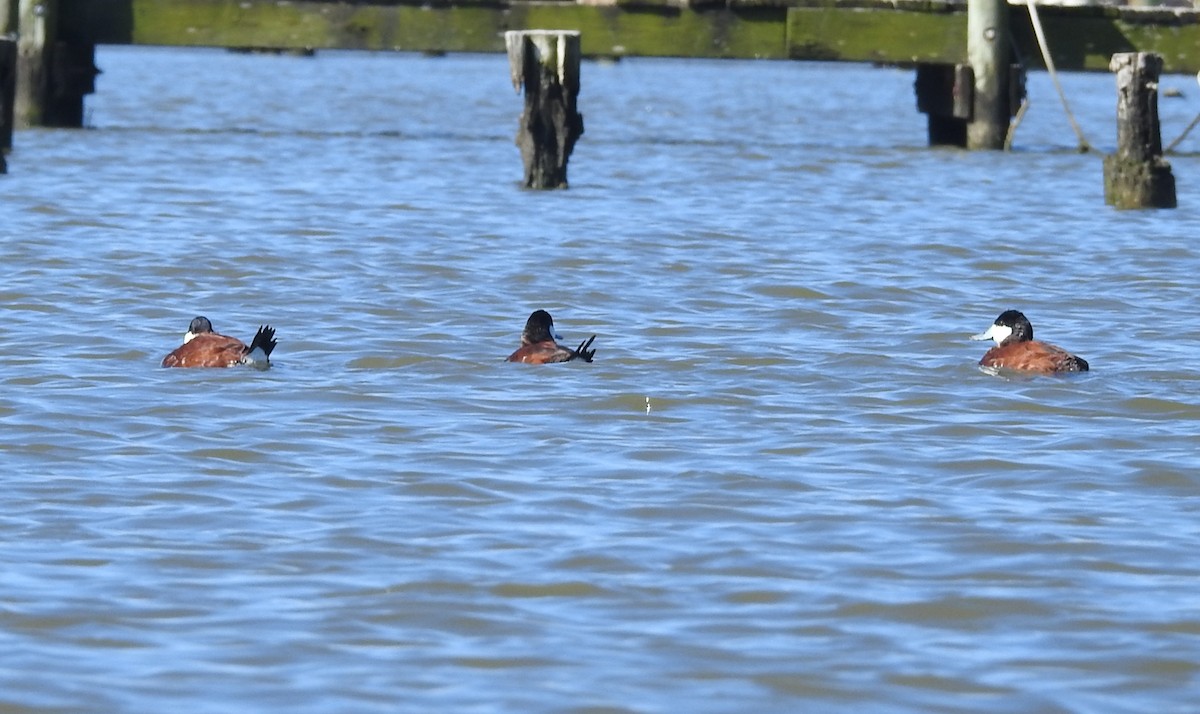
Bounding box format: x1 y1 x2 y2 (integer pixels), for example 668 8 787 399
16 0 96 128
966 0 1011 149
505 30 583 190
1103 52 1175 210
15 0 51 128
1 0 12 172
915 63 971 147
914 62 1024 148
0 38 13 172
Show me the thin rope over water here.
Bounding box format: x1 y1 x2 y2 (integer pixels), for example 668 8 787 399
1164 72 1200 154
1004 97 1031 151
1026 0 1092 152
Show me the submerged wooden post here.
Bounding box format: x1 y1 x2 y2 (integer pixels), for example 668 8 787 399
0 39 13 173
1 0 12 172
16 0 96 128
505 30 583 190
15 0 51 128
966 0 1011 149
1104 52 1175 209
915 64 972 147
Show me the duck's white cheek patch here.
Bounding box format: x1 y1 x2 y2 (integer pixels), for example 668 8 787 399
183 331 197 344
972 324 1012 344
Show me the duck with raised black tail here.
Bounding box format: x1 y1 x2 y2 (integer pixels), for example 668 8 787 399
161 316 277 370
506 310 596 365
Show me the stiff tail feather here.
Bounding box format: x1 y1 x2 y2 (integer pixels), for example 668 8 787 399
242 325 277 368
569 335 597 363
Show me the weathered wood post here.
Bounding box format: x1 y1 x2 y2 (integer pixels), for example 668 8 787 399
16 0 97 128
915 0 1021 149
15 0 51 128
915 64 972 147
0 39 13 173
1104 52 1175 209
1 0 15 171
966 0 1011 149
505 30 583 190
914 63 1024 148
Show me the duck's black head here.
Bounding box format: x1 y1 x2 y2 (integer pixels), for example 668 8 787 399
972 310 1033 346
521 310 561 344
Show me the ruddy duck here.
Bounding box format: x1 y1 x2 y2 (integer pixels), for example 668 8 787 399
506 309 596 364
161 316 277 369
971 310 1088 374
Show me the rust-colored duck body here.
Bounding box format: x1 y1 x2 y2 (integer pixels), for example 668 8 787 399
506 310 596 365
972 310 1088 374
162 316 276 369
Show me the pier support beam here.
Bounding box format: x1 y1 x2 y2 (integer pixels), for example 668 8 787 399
15 0 52 128
966 0 1011 149
1 0 14 171
915 63 971 147
16 0 97 128
0 39 13 173
1104 52 1175 209
505 30 583 190
915 62 1024 148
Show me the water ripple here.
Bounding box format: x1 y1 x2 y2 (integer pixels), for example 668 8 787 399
2 46 1200 713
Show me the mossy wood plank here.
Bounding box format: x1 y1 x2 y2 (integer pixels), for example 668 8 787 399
60 0 786 58
60 0 509 52
508 6 788 59
1126 25 1200 75
786 7 967 65
137 3 505 52
1011 14 1200 75
54 0 1200 74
